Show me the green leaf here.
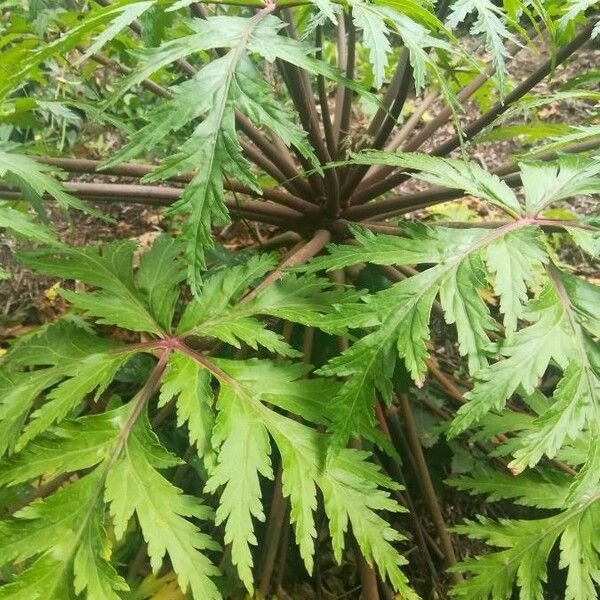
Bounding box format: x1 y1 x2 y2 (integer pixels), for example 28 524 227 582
375 4 454 94
0 1 159 100
16 351 129 450
261 407 416 597
0 407 128 487
351 151 523 216
158 352 215 465
439 254 497 374
446 0 515 90
234 57 320 168
0 206 61 246
447 465 571 509
204 371 273 592
137 235 185 332
451 515 564 600
520 155 600 215
3 317 112 368
177 253 278 334
351 0 392 89
484 228 548 331
452 499 600 600
449 286 572 436
106 416 221 599
510 352 600 473
509 269 600 480
77 1 154 63
0 369 66 456
143 53 260 292
212 358 334 425
73 508 131 600
0 471 127 600
559 0 598 30
18 242 163 335
200 356 412 593
312 223 516 447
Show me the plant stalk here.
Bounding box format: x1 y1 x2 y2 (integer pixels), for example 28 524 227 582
391 397 462 582
351 22 596 205
242 229 332 302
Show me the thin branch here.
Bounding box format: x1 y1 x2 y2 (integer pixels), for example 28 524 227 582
343 136 600 221
351 22 596 205
332 16 348 148
400 34 526 155
341 50 412 199
277 58 328 202
332 12 356 158
365 48 411 145
357 545 380 600
242 229 332 303
391 397 462 581
247 231 302 251
387 89 438 153
360 90 436 185
236 113 314 200
0 182 308 230
33 155 318 214
277 11 341 211
316 25 336 158
373 401 444 592
258 467 288 596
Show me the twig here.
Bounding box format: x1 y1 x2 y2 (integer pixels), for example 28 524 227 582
341 50 412 199
241 230 332 303
351 22 596 205
258 466 289 596
391 398 462 582
316 25 336 157
34 155 316 214
333 12 356 159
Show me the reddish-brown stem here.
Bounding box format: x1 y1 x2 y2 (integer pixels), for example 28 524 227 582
237 113 313 200
333 13 356 159
0 181 308 230
277 59 327 201
281 11 341 215
374 401 443 590
365 48 411 145
342 50 412 199
34 155 316 214
385 89 437 152
351 22 596 205
357 547 380 600
392 397 462 582
316 25 336 158
258 467 289 596
242 229 332 303
343 136 600 221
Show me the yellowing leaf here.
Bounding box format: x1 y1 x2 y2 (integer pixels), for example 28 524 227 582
44 282 60 302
